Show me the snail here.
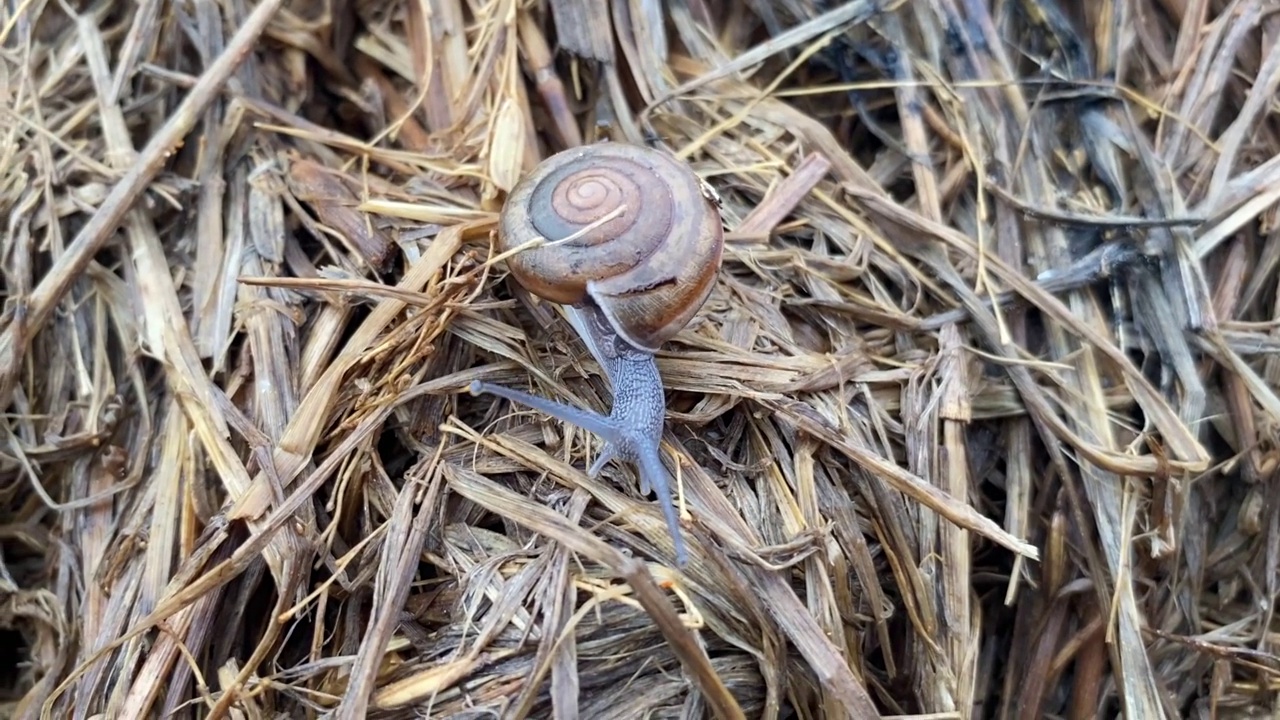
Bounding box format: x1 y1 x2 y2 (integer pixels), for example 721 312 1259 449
469 141 725 567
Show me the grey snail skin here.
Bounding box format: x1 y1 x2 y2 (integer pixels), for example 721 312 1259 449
469 141 726 567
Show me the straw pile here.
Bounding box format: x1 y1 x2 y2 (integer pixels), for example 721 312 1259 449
2 0 1278 716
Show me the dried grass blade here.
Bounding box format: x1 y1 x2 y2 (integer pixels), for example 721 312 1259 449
228 220 471 520
765 395 1038 560
440 460 749 720
0 0 287 408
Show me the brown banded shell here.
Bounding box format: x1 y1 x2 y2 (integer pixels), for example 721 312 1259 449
497 142 725 352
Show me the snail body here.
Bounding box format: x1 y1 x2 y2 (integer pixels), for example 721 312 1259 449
470 141 725 566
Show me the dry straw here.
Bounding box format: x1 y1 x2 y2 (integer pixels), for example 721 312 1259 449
0 0 1276 717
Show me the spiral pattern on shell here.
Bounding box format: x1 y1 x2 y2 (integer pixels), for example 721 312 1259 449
497 142 725 352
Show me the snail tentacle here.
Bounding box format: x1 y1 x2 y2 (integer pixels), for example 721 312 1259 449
467 379 618 442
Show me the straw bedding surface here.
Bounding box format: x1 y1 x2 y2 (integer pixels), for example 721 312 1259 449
2 0 1278 717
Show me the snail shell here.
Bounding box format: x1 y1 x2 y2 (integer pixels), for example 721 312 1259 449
497 142 725 352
